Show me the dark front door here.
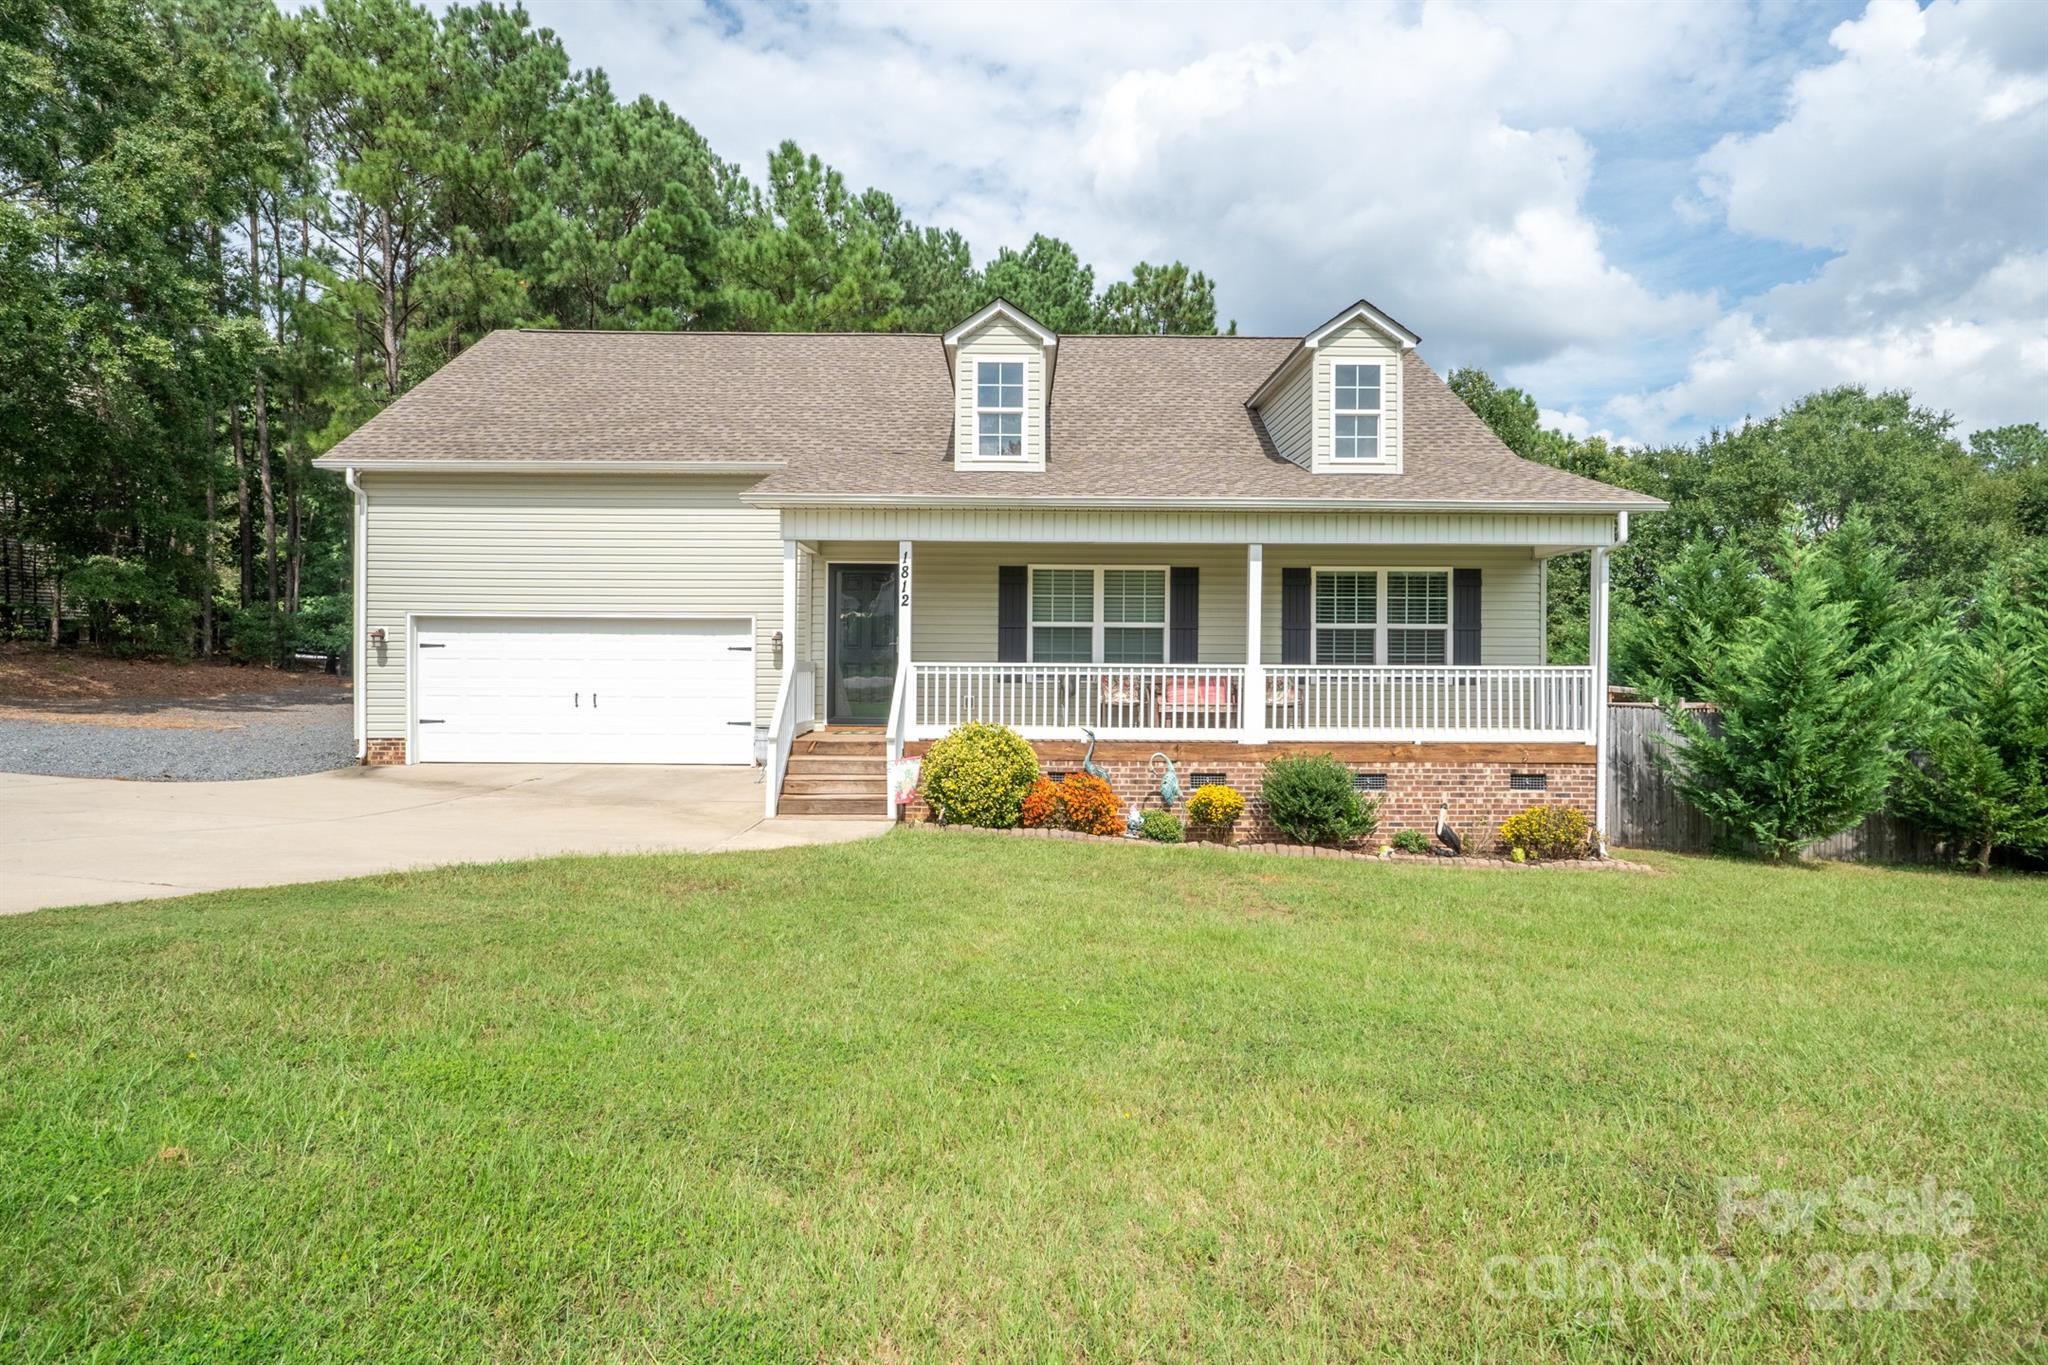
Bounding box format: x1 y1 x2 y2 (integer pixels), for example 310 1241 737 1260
829 564 898 724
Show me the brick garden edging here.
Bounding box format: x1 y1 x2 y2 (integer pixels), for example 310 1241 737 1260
908 820 1656 872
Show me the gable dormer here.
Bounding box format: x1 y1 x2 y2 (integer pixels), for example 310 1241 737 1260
945 299 1057 472
1250 298 1420 476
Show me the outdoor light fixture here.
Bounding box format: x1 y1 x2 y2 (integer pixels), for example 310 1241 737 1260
369 628 386 644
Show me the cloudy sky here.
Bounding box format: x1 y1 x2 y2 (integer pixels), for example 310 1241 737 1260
522 0 2048 445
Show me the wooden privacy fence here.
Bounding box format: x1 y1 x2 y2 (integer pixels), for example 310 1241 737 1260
1605 702 1946 863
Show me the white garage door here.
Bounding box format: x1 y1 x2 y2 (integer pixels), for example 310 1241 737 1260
413 617 756 764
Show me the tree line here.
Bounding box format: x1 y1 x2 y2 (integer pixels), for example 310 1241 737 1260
1450 372 2048 870
0 0 1230 663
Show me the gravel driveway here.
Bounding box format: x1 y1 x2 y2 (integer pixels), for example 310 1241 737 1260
0 690 354 781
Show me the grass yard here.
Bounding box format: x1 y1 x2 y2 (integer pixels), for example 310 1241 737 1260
1 832 2044 1361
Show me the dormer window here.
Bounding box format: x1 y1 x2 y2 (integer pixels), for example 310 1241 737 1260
976 360 1025 458
1333 363 1382 461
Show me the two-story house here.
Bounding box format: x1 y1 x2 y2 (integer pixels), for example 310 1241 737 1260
313 297 1662 844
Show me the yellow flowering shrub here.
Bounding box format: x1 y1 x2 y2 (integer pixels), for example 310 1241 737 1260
1186 783 1246 826
1497 805 1591 860
919 723 1039 828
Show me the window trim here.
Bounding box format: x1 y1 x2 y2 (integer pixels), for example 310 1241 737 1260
1330 359 1385 463
1026 564 1173 664
974 357 1028 459
1309 565 1455 666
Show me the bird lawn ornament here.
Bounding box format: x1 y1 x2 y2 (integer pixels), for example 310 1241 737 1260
1150 752 1181 810
1435 799 1463 857
1079 727 1108 781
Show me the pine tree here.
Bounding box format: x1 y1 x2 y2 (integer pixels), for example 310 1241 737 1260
1094 261 1225 335
979 234 1095 333
1894 552 2048 871
1663 533 1920 860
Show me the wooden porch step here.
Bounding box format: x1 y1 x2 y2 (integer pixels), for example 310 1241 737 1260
778 793 889 817
783 755 886 776
791 733 885 757
782 775 888 795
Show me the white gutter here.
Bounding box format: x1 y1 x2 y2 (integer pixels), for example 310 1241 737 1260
344 467 367 760
743 492 1669 514
310 459 783 475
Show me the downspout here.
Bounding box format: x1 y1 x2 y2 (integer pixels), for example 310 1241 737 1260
344 467 367 760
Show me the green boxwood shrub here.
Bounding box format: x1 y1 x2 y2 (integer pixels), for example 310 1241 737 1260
918 723 1039 828
1136 809 1184 843
1388 828 1432 855
1259 754 1379 846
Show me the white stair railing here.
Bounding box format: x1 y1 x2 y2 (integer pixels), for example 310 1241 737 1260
882 661 909 819
763 661 815 818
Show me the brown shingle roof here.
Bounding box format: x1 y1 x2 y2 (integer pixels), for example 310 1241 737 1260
318 328 1661 510
319 329 949 465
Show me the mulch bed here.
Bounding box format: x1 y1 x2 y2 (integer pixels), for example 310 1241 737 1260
911 820 1656 872
0 644 344 705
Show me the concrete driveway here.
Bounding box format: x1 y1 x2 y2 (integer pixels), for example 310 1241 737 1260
0 764 890 914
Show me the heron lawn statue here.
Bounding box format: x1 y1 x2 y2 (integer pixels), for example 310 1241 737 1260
1078 727 1108 781
1151 752 1181 810
1435 799 1463 856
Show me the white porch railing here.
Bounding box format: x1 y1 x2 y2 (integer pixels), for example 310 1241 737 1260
903 661 1595 743
763 661 816 817
909 663 1245 739
1263 665 1596 741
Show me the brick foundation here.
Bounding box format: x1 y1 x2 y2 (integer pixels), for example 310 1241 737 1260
901 739 1596 851
364 738 407 765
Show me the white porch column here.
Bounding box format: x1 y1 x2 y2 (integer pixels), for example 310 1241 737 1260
1591 544 1611 853
781 537 799 690
897 540 913 680
1242 543 1266 743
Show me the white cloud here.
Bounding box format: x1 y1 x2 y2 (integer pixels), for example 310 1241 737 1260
525 0 1718 362
514 0 2045 442
1621 0 2048 438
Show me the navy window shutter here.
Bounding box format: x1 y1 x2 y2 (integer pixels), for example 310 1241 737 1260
997 566 1028 662
1452 568 1482 665
1281 568 1311 664
1169 567 1199 663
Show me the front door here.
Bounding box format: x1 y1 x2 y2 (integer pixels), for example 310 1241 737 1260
829 564 898 724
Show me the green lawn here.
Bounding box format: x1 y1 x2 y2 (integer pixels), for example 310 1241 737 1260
2 833 2043 1362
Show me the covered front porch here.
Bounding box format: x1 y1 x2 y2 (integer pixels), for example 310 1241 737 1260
762 508 1627 824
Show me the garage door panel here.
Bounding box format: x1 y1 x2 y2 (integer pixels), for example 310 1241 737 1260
414 618 754 764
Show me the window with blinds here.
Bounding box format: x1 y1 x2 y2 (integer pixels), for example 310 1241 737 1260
1029 567 1168 663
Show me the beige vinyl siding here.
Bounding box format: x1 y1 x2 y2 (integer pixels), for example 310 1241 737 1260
360 473 780 740
1312 321 1405 473
1260 547 1543 666
806 541 1540 668
953 316 1046 471
1259 358 1314 468
780 506 1621 547
807 541 1248 668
